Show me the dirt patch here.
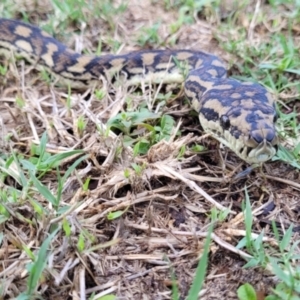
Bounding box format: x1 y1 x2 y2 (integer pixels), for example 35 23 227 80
0 0 299 299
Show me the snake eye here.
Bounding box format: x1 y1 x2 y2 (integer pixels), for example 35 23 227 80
273 113 278 123
220 115 230 130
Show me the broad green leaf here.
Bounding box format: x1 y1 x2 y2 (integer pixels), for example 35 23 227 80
237 283 257 300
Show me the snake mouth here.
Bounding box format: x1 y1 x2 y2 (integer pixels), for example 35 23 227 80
237 140 277 163
199 115 277 164
223 130 277 163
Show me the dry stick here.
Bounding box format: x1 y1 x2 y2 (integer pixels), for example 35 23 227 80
85 266 169 295
94 286 119 299
55 258 79 285
85 279 119 294
154 163 235 214
79 268 86 300
264 174 300 190
229 198 275 227
126 222 252 260
104 251 195 261
83 193 178 223
123 225 278 276
248 0 261 41
222 228 278 247
0 240 35 278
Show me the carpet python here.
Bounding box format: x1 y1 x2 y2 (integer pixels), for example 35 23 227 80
0 18 278 164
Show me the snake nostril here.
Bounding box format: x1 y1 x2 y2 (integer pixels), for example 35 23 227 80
266 130 276 143
251 130 276 144
252 132 263 144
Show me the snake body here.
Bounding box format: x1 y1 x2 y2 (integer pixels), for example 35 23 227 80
0 18 278 163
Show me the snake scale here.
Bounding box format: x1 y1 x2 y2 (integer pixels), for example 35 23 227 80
0 18 278 163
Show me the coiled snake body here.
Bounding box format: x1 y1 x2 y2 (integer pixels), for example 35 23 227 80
0 18 278 163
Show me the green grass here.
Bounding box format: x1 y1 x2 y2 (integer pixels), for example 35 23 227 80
0 133 86 209
0 0 300 299
235 189 300 299
107 108 176 155
16 228 60 300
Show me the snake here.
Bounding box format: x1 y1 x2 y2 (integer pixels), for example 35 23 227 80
0 18 278 164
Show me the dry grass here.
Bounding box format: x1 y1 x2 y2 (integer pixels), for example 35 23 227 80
0 0 300 299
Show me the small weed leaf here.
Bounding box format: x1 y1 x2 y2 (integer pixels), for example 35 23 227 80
107 210 126 220
170 263 179 300
29 170 57 207
266 282 300 300
19 228 59 298
137 22 161 46
62 218 71 237
273 145 300 170
77 232 85 253
107 108 160 134
187 223 213 300
0 64 7 75
96 295 117 300
83 177 91 191
158 115 175 139
243 188 253 249
38 150 84 171
191 144 205 152
237 283 257 300
131 163 145 175
133 139 150 156
280 225 293 252
29 198 44 216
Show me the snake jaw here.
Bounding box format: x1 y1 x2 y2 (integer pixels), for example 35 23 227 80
246 140 277 163
243 128 278 163
199 114 277 164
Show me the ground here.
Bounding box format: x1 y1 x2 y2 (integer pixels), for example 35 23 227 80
0 0 300 299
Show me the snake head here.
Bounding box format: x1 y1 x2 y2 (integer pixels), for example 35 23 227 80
226 108 278 163
198 81 278 164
